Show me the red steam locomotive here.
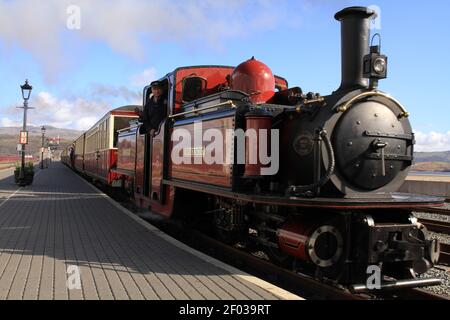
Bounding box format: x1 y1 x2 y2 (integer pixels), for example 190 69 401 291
62 7 444 291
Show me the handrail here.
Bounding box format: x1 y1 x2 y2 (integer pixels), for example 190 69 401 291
117 124 139 133
334 90 409 119
168 100 237 119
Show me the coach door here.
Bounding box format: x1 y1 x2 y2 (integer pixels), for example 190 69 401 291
142 134 151 197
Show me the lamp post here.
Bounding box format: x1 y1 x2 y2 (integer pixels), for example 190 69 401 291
41 125 46 169
18 79 33 186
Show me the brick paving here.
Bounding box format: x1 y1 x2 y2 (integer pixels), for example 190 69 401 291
0 163 299 300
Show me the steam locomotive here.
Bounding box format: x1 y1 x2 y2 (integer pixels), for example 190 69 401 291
62 7 443 292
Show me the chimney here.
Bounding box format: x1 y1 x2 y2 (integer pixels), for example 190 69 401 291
335 7 376 93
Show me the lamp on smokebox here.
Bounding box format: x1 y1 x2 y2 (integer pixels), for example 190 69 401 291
363 34 388 90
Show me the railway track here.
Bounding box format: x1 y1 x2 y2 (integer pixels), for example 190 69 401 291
438 243 450 265
419 207 450 217
419 218 450 234
416 207 450 265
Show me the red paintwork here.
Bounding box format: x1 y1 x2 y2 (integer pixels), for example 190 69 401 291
151 124 165 200
173 65 287 113
244 112 273 177
84 149 118 184
150 185 175 218
231 57 275 104
173 67 234 113
168 117 234 188
135 131 146 196
74 156 84 172
277 220 318 262
111 110 137 116
132 126 174 217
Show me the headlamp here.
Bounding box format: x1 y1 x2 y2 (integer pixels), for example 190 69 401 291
373 57 387 74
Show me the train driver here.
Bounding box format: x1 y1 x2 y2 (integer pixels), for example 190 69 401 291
136 80 167 137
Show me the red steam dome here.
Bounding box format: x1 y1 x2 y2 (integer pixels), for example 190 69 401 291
231 57 275 104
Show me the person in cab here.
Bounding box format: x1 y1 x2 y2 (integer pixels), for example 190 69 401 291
136 80 167 137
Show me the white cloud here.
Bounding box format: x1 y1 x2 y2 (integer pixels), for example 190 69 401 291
415 131 450 152
2 92 111 131
75 116 98 131
0 0 295 82
32 91 111 130
0 117 22 127
130 68 158 88
1 80 143 131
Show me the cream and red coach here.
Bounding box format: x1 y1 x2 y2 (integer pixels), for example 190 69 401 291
70 105 138 184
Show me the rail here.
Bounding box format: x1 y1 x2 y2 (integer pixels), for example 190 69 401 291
415 206 450 265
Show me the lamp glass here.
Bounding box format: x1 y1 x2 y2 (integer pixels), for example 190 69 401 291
20 80 32 101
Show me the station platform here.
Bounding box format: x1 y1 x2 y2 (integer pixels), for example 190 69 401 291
0 162 301 300
399 174 450 200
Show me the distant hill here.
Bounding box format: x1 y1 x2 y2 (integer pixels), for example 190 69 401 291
411 162 450 172
414 151 450 163
0 125 82 140
0 125 82 157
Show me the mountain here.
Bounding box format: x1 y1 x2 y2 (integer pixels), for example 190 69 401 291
411 151 450 171
0 126 82 156
414 151 450 163
0 125 82 140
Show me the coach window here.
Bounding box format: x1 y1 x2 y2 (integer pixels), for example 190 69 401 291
182 75 207 103
113 117 133 147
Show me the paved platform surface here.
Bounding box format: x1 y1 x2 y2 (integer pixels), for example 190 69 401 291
0 162 300 300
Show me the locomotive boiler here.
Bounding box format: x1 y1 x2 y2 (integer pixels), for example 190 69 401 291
64 6 444 291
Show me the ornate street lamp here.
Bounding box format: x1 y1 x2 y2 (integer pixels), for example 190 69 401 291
18 79 33 186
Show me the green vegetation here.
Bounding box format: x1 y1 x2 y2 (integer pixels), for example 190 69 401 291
14 161 35 185
15 161 34 171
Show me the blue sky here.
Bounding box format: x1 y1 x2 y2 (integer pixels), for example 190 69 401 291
1 0 449 151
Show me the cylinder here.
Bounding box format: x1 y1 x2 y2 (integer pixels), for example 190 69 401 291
244 109 272 177
277 220 315 262
335 6 376 92
277 220 344 267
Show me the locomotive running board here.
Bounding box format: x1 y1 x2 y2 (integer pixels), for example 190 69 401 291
350 278 442 293
163 179 445 209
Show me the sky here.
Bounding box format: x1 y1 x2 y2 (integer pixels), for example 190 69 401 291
0 0 450 151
